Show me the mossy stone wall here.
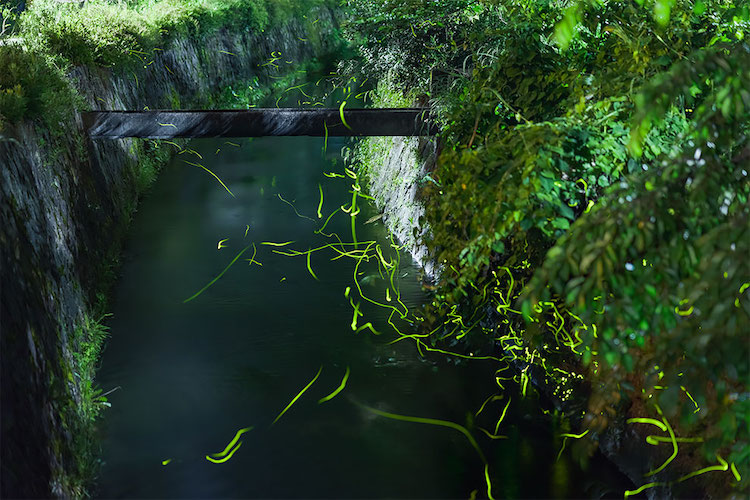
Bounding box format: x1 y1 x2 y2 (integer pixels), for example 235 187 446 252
0 8 339 497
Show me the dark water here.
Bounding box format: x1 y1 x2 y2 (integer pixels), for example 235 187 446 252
96 135 632 498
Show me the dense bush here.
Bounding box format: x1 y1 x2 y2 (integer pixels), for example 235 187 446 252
22 0 153 67
0 45 76 131
344 0 749 494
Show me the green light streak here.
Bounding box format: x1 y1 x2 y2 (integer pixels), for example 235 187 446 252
205 441 243 464
485 464 495 500
318 366 350 404
493 397 512 435
644 406 677 477
317 184 324 218
277 193 315 221
183 245 250 303
355 402 486 464
272 366 323 425
182 160 235 197
339 101 352 130
475 394 503 418
676 454 728 483
560 430 589 439
261 241 296 247
208 427 254 459
306 248 319 281
477 427 508 440
626 417 667 432
624 481 663 498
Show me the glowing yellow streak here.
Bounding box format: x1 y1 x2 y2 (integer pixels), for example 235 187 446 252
730 462 742 481
317 184 324 218
205 441 242 463
314 207 341 235
244 225 250 238
415 340 504 362
158 122 177 128
261 241 295 247
219 50 236 56
161 459 171 466
183 246 250 303
339 101 352 130
477 427 508 440
306 249 319 281
208 427 254 458
318 366 350 404
644 408 678 477
646 435 701 445
184 149 203 159
350 301 362 330
182 160 234 197
493 397 512 434
560 429 589 439
485 464 495 500
624 481 663 498
354 322 381 335
626 418 668 432
350 242 409 321
676 454 728 483
277 193 314 221
217 238 228 249
244 243 262 267
674 305 694 316
161 140 182 150
272 366 322 425
356 403 486 463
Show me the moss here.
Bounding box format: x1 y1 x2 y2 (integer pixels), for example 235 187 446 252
0 0 334 127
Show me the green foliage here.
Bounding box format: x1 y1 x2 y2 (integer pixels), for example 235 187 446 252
0 0 332 126
71 314 111 424
22 0 153 67
0 1 21 38
59 312 112 497
346 0 749 493
523 43 750 481
0 44 76 132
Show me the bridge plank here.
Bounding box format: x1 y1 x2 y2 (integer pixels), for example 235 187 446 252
82 109 437 138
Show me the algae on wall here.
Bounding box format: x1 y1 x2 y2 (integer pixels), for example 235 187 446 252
0 7 341 497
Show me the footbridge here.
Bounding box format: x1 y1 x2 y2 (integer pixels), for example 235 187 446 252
82 108 437 138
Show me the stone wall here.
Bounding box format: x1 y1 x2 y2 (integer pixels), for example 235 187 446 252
355 135 439 277
0 9 339 497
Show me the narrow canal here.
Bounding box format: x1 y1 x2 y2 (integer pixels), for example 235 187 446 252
96 133 632 497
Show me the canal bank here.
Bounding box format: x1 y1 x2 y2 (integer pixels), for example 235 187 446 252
0 2 341 496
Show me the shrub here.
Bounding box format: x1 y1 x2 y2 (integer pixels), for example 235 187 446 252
0 44 74 130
